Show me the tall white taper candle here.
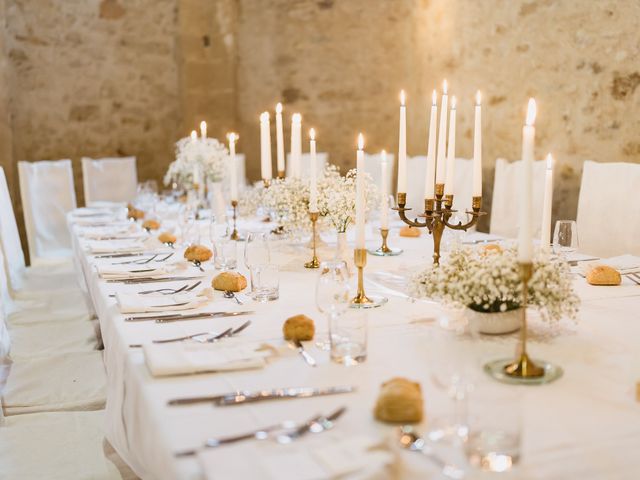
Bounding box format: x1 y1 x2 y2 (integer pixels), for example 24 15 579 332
540 153 554 253
227 133 238 202
518 98 536 263
275 103 285 174
356 134 366 249
436 80 448 185
424 90 438 199
291 113 302 178
397 90 407 193
260 112 273 182
380 150 389 229
444 96 457 196
309 128 318 212
473 91 483 197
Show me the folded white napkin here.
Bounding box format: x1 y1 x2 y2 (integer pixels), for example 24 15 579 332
601 254 640 273
143 339 270 377
83 230 146 240
87 239 145 254
198 434 394 480
116 292 206 314
72 207 113 217
96 264 170 280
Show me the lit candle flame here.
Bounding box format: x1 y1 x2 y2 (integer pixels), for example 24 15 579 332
357 133 364 150
200 120 206 130
292 113 302 123
260 111 269 122
400 90 406 106
276 102 282 114
443 79 448 94
190 130 197 140
546 153 554 170
381 149 387 160
476 90 482 106
526 98 537 126
227 132 238 142
451 96 457 109
432 90 437 105
309 128 316 140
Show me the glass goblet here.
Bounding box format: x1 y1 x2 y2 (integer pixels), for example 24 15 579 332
315 260 351 350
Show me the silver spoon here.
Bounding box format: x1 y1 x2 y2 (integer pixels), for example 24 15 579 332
398 426 465 479
223 290 242 304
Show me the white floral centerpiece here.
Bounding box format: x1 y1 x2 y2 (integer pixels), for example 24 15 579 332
317 164 379 233
164 135 229 187
410 247 579 333
261 176 311 235
238 181 266 218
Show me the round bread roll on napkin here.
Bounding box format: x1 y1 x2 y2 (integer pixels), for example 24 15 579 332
399 226 420 238
127 207 145 220
481 243 503 254
158 232 176 244
374 377 424 423
143 219 161 231
212 271 247 292
184 245 213 262
586 265 622 286
283 314 315 341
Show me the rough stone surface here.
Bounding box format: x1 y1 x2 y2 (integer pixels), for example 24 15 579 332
1 0 640 248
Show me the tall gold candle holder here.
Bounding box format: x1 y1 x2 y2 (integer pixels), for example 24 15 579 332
369 228 403 256
350 248 387 309
277 170 285 179
304 211 320 269
484 262 563 385
394 184 485 264
230 200 243 241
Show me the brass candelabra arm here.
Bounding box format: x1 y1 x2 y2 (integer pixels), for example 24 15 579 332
441 196 486 231
393 193 432 229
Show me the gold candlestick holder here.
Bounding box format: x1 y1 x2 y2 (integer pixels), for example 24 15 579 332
394 184 486 265
369 228 403 256
304 211 320 268
484 262 563 385
230 200 243 241
350 248 387 309
277 170 285 179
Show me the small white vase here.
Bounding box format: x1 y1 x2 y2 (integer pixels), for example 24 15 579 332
335 231 350 264
466 307 521 335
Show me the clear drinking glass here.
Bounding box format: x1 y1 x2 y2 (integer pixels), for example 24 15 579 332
213 238 237 270
244 231 271 269
315 260 351 350
250 264 279 302
330 309 367 366
178 205 197 245
553 220 579 257
464 386 522 473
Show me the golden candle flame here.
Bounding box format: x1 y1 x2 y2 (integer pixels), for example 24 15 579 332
476 90 482 106
309 128 316 140
260 111 269 121
190 130 197 140
443 79 448 94
357 133 364 150
400 90 406 106
526 98 537 126
275 102 282 114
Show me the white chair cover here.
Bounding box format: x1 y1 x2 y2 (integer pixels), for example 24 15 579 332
18 160 77 264
490 158 547 238
82 156 138 206
0 167 26 290
404 156 475 214
2 350 106 415
286 152 329 178
364 153 395 194
1 410 122 479
8 321 98 360
576 160 640 257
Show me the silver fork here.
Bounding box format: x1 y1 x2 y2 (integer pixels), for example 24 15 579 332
623 272 640 285
138 280 201 295
113 254 158 265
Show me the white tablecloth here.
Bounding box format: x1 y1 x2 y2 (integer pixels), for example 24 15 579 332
69 217 640 480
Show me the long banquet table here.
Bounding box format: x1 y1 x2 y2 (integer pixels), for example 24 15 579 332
69 214 640 480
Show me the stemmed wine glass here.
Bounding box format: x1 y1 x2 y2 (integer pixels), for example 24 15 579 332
552 220 579 259
315 260 351 350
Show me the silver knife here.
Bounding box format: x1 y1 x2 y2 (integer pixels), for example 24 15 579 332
108 276 201 284
292 339 316 367
124 311 254 323
93 252 146 259
216 385 356 406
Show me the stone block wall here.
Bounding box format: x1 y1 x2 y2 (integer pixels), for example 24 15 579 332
1 0 639 256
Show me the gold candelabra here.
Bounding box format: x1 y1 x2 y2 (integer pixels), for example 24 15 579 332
504 262 544 378
304 211 320 269
230 200 241 241
350 248 387 308
394 184 485 264
277 170 285 179
369 228 402 256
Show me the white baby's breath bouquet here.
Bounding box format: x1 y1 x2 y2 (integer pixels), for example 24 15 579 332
238 181 266 217
317 164 379 233
164 135 229 187
261 176 311 234
410 247 579 322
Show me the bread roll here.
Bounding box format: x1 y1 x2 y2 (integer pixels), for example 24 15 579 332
142 219 161 231
158 232 176 244
481 243 503 254
586 265 621 286
127 208 145 220
212 271 247 292
374 377 423 423
399 226 420 238
283 314 315 341
184 245 213 263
